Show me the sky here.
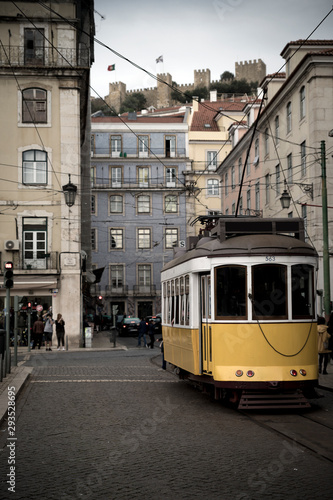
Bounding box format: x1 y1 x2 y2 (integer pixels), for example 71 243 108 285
90 0 333 99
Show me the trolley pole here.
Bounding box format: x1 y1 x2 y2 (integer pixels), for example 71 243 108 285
13 295 18 367
321 140 331 321
5 287 11 375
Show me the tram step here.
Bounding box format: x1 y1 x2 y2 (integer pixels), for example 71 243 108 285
238 390 311 410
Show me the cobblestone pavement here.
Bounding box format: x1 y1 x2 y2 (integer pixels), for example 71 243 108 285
0 346 333 500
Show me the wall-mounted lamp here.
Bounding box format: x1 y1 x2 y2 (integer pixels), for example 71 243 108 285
62 174 77 207
280 181 313 210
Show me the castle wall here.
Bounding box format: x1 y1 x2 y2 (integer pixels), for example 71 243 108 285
235 59 266 84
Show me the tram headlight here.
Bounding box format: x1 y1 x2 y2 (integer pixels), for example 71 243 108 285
290 369 298 377
299 369 307 376
235 370 243 377
246 370 255 378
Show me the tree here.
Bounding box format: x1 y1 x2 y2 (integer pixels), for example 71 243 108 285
210 78 258 95
119 92 147 114
220 71 234 81
171 84 209 103
91 97 116 116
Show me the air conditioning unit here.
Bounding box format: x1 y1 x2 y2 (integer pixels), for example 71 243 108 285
5 239 19 251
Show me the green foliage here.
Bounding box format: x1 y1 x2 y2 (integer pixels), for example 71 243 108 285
210 78 258 95
91 98 116 116
119 92 147 114
171 85 209 103
220 70 234 81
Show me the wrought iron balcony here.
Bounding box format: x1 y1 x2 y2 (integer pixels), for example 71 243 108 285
105 284 128 296
0 45 90 69
0 251 60 272
133 284 156 296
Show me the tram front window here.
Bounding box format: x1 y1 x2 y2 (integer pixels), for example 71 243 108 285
292 264 314 318
252 264 287 319
215 266 247 319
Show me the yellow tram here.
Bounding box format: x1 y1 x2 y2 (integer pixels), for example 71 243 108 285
161 218 319 409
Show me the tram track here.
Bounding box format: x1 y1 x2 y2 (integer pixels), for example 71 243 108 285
240 388 333 463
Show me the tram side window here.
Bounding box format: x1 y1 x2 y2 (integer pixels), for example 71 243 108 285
292 264 314 318
215 266 247 319
252 264 287 319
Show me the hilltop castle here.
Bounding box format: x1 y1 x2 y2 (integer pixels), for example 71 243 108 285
103 59 266 112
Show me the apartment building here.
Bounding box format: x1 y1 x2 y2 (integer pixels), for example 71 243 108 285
91 112 189 319
0 0 94 346
217 40 333 299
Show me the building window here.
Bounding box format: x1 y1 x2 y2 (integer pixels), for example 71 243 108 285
110 265 124 288
239 196 243 215
232 203 235 215
300 86 306 120
207 151 217 170
91 166 96 187
286 101 292 134
165 228 178 249
231 166 235 189
23 217 47 269
275 164 280 195
301 141 306 177
246 189 251 211
22 150 47 185
246 158 250 176
138 166 149 187
225 173 228 196
238 157 242 184
255 182 260 211
254 138 259 165
138 135 149 157
165 195 178 213
275 115 279 145
91 195 96 215
264 128 269 156
138 264 151 287
265 174 270 205
24 28 44 65
287 153 293 183
137 194 150 213
166 167 177 187
111 135 122 157
91 228 97 251
22 88 47 123
207 179 219 196
165 135 176 157
138 228 151 249
110 195 123 214
91 135 95 156
110 228 123 249
111 167 122 188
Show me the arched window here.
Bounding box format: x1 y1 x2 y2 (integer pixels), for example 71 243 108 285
22 88 47 123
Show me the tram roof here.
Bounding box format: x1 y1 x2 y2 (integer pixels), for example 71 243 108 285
162 233 318 272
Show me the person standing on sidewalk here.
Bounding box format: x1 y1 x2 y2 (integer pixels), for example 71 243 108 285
137 318 147 347
55 313 66 350
32 315 44 349
43 311 54 351
317 316 331 374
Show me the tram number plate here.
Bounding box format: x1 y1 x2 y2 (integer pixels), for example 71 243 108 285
265 256 276 262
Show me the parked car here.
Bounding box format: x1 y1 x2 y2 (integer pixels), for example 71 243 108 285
119 317 140 336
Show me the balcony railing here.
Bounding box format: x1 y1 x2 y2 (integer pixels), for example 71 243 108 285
91 148 187 159
105 285 128 296
133 284 156 296
0 45 90 68
3 251 60 272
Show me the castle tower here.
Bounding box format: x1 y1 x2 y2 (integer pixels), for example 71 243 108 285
157 73 172 108
235 59 266 84
194 69 211 89
105 82 126 112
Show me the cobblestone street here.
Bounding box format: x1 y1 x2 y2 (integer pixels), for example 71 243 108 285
0 345 333 500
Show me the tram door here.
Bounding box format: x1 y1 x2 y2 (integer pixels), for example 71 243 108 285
201 274 212 374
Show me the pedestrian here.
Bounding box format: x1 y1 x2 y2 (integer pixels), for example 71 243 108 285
156 336 166 370
317 316 331 374
43 312 54 351
327 312 333 364
32 315 44 349
147 319 155 349
55 313 66 350
137 318 147 347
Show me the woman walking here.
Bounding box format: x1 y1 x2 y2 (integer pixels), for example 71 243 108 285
55 313 66 350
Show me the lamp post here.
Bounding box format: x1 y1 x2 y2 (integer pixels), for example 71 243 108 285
62 174 77 207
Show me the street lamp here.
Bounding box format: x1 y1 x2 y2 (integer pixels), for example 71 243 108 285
62 174 77 207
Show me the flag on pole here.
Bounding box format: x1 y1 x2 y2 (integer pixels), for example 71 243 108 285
156 55 163 63
107 64 116 71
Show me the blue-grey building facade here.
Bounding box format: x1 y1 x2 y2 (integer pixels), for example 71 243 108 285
91 112 190 320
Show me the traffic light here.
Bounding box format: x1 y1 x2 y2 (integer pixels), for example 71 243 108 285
4 261 14 289
98 295 103 301
27 302 32 313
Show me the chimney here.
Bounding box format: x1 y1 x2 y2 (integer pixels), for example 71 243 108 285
210 90 217 102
